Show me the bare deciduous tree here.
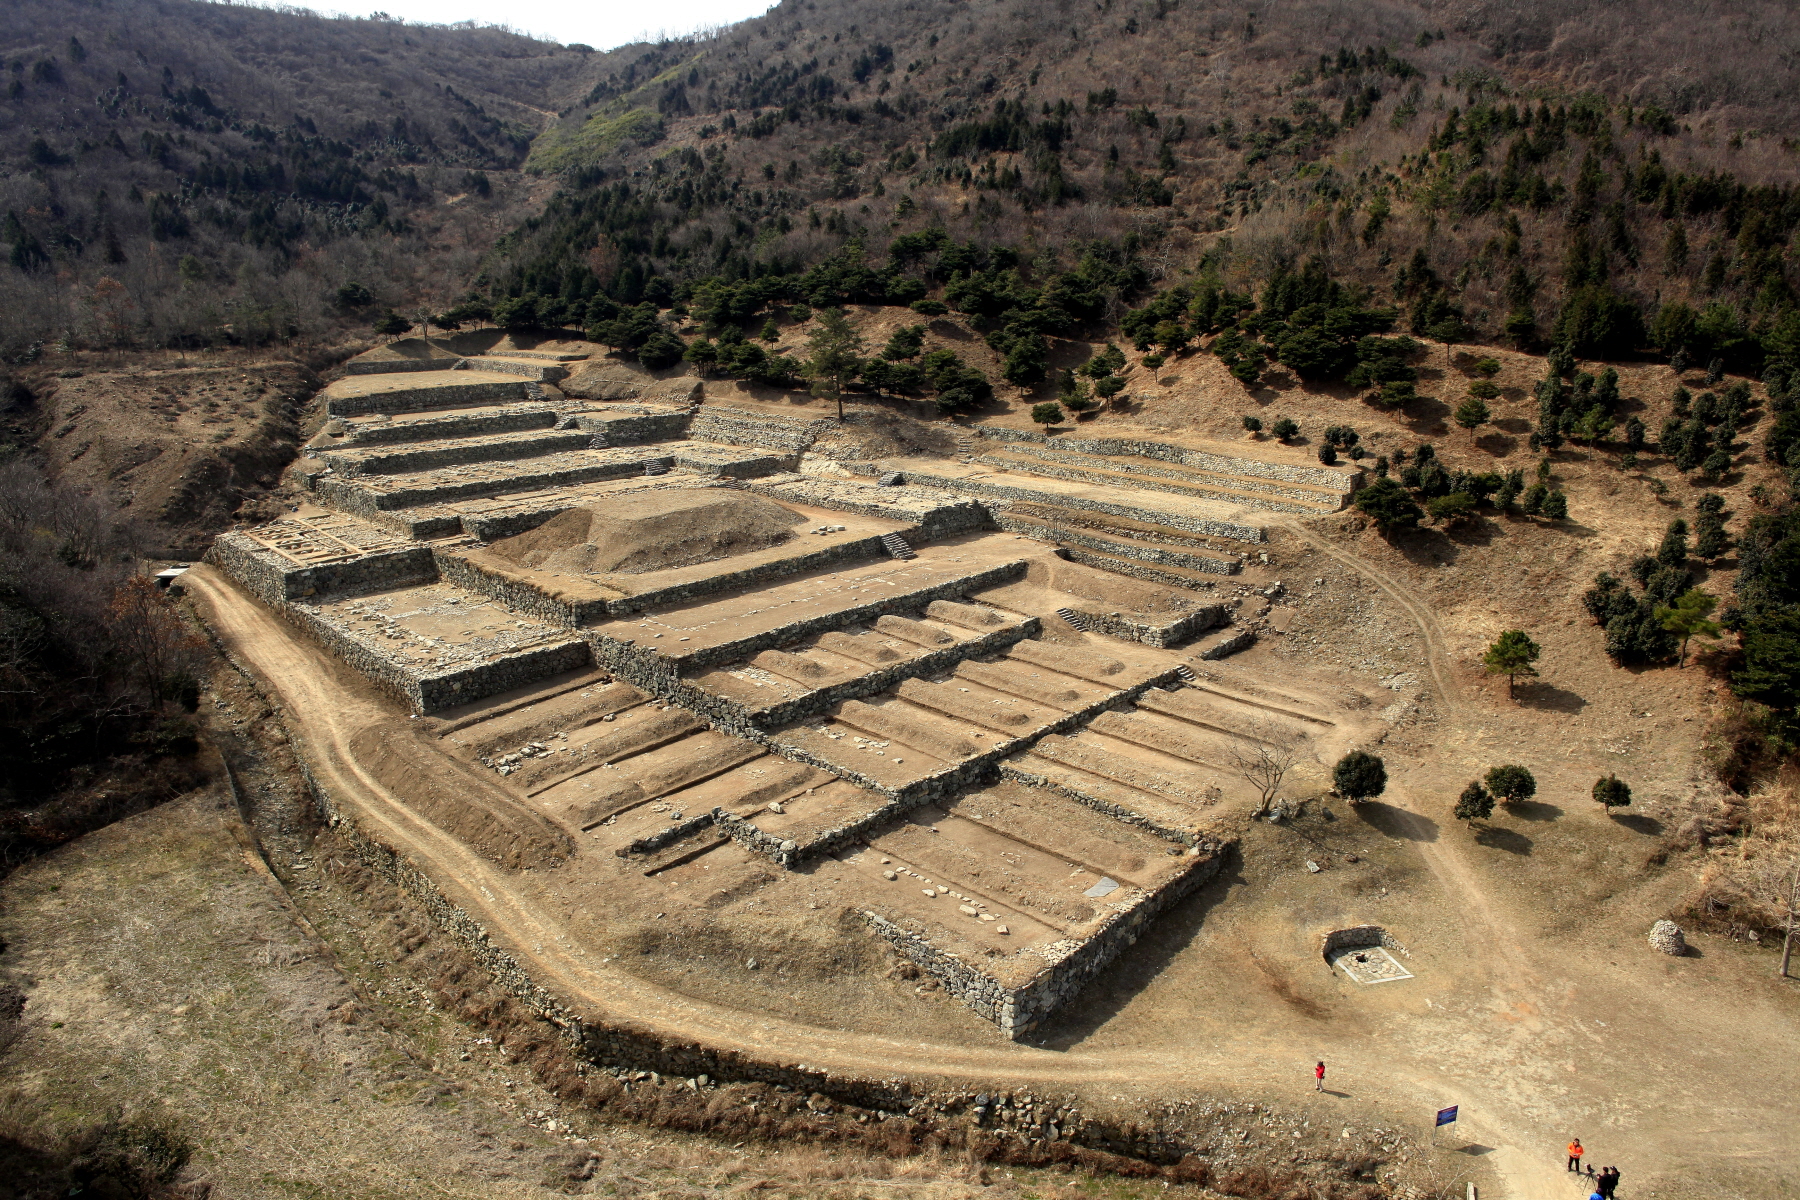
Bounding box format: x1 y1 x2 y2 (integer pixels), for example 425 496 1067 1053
1229 726 1305 817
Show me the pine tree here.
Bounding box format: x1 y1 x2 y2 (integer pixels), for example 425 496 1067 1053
1656 588 1721 665
1333 751 1387 804
1030 401 1065 430
1483 629 1541 697
1593 775 1632 812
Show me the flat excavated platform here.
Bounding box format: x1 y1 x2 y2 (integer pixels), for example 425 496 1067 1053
293 579 591 712
321 369 535 416
440 496 917 624
586 539 1031 669
882 458 1270 542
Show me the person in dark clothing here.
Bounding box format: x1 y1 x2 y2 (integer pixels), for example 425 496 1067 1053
1597 1166 1620 1198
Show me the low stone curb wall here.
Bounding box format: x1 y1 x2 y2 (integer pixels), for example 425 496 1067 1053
345 407 559 446
457 478 735 544
970 455 1322 516
741 661 1188 868
326 380 530 416
208 531 436 603
589 560 1031 685
992 514 1236 576
344 357 463 375
1321 924 1411 961
682 617 1040 738
674 448 793 479
996 759 1198 845
1070 605 1226 649
893 470 1266 543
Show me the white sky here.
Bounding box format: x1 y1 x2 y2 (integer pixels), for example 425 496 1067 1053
262 0 776 50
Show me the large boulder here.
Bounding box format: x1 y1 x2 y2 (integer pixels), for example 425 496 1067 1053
1648 919 1687 956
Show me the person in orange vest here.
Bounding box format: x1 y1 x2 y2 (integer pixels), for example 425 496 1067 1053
1567 1139 1584 1171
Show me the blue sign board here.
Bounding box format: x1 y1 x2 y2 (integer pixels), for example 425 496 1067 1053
1435 1106 1459 1127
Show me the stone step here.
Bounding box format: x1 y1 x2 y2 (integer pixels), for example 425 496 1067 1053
320 429 596 477
976 450 1339 515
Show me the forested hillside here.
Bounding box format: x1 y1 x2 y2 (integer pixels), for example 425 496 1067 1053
486 0 1800 387
0 0 606 358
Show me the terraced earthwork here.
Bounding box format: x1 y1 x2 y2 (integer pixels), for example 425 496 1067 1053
204 340 1382 1037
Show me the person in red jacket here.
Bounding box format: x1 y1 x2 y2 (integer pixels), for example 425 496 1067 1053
1314 1061 1326 1091
1567 1139 1584 1171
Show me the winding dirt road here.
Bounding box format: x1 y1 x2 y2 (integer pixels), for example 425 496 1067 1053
186 564 1800 1200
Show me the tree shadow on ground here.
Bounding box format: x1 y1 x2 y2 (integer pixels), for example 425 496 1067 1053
1441 516 1502 548
1474 432 1518 457
1516 681 1587 713
1356 801 1438 842
1475 825 1533 855
1036 846 1248 1049
1504 800 1564 822
1494 415 1532 432
1612 812 1664 835
1392 528 1462 569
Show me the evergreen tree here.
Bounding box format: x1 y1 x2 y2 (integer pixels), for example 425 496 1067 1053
1454 780 1495 825
1333 751 1388 804
1454 396 1491 431
1657 519 1688 567
1542 489 1569 520
1030 401 1065 430
1271 417 1299 441
1353 477 1423 534
1242 415 1263 435
1592 775 1632 812
1482 629 1541 697
1485 764 1537 808
804 307 866 420
1656 588 1721 665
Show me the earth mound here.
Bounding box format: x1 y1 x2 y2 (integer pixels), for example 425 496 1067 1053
488 490 804 575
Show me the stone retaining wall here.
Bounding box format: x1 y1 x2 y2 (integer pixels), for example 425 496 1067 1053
737 475 992 539
969 426 1357 491
345 407 558 445
687 406 829 452
325 431 593 477
992 514 1236 576
866 839 1229 1038
325 380 531 416
313 454 669 517
344 357 463 375
1059 546 1233 592
460 357 568 382
433 550 613 627
890 469 1266 543
573 411 692 444
591 561 1031 687
207 531 437 604
1069 605 1226 648
1197 628 1256 660
1008 444 1344 508
412 640 595 713
603 534 894 619
970 454 1322 516
679 617 1040 738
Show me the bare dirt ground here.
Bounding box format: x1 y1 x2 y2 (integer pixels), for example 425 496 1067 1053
172 529 1800 1200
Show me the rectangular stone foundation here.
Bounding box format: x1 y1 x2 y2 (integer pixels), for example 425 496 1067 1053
862 837 1230 1038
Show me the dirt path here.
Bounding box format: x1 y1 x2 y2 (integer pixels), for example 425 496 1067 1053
185 565 1800 1199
